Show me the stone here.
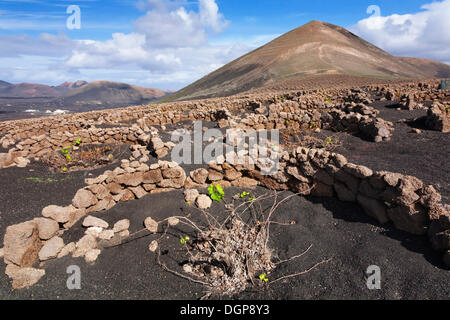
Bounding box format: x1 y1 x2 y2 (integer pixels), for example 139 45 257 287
85 174 108 185
334 182 356 202
3 221 41 267
72 189 98 209
113 219 130 233
184 189 200 203
224 168 242 181
313 170 334 185
231 177 259 188
98 230 114 240
117 189 135 202
332 154 348 168
148 240 158 252
84 249 101 264
82 216 109 229
387 204 428 235
130 186 147 199
119 230 130 239
106 182 123 195
57 242 76 258
311 182 334 197
208 169 223 182
72 234 98 258
38 236 64 261
85 227 103 238
190 168 209 184
143 169 163 184
115 172 144 187
196 194 212 210
168 217 180 226
33 218 59 240
0 247 4 258
144 217 158 233
343 163 373 179
87 184 110 200
42 205 74 223
335 169 360 193
10 267 45 290
357 194 389 224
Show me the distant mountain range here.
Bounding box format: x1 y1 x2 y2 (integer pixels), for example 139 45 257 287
0 80 172 104
166 20 450 101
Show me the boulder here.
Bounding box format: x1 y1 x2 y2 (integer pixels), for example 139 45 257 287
57 242 76 258
82 216 109 229
113 219 130 233
42 205 74 223
387 204 429 235
85 249 101 264
196 194 213 210
184 189 200 203
144 217 158 233
190 168 209 185
72 189 98 209
33 218 59 240
357 194 389 224
72 234 98 258
38 236 64 261
3 221 41 267
9 267 46 290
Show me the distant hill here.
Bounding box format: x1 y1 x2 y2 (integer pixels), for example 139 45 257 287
0 80 11 89
56 81 172 106
166 20 450 101
0 82 64 98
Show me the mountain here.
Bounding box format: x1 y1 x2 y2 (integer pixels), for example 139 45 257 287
0 83 64 98
56 81 172 106
0 80 11 89
54 81 89 95
166 20 450 101
397 57 450 79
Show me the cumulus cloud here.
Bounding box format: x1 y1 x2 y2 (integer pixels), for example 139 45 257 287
350 0 450 64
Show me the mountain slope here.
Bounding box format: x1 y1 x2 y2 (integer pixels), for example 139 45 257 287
57 81 172 106
166 20 450 101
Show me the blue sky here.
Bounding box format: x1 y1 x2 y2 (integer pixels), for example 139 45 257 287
0 0 449 89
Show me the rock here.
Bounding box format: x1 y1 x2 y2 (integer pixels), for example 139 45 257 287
115 172 144 187
33 218 59 240
335 169 360 193
142 169 163 184
72 189 98 209
387 204 428 235
42 205 74 223
82 216 109 229
117 189 135 202
190 168 209 184
113 219 130 233
196 194 213 210
3 221 41 267
148 240 158 252
85 227 103 237
57 242 76 258
168 217 180 226
106 182 123 195
311 182 334 198
144 217 158 233
84 249 101 264
224 168 242 181
357 194 389 224
231 177 259 188
119 230 130 239
208 169 223 182
98 230 114 240
0 247 3 258
334 182 356 202
343 163 373 179
72 234 97 258
184 189 200 204
130 186 147 199
87 184 110 200
10 267 45 290
38 236 64 261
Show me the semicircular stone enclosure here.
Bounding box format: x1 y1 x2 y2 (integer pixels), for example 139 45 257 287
0 79 449 291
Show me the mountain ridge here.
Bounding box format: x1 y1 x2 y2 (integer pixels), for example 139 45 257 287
165 20 450 101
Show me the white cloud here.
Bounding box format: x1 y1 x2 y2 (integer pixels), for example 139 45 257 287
350 0 450 64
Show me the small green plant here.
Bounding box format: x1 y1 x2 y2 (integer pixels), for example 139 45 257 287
259 273 269 282
325 97 332 103
180 236 190 245
62 167 67 172
60 137 82 170
208 184 225 202
240 191 249 198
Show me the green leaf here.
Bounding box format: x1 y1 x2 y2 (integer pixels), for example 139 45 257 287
215 184 224 196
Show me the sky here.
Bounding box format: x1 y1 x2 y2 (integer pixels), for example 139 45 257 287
0 0 449 90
